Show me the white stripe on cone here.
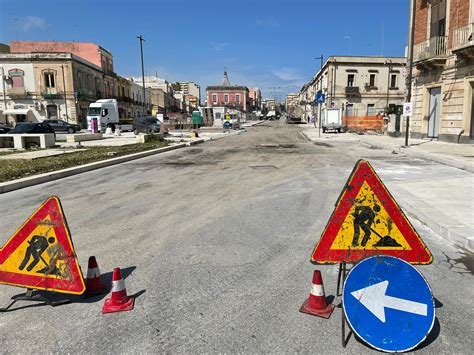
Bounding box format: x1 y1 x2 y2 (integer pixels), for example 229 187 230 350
310 283 324 297
112 279 126 293
87 267 100 279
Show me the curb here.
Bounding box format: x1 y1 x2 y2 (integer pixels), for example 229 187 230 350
360 141 474 173
0 143 187 194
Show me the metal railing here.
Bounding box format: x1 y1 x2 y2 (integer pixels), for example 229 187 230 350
413 36 448 62
452 23 473 50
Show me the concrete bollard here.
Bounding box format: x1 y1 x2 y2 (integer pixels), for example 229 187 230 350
105 127 113 136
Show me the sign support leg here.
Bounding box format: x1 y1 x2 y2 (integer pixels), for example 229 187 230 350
336 262 343 296
0 288 70 312
341 263 352 347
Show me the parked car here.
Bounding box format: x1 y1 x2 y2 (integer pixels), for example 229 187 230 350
133 116 161 135
43 119 81 133
0 124 11 134
9 122 55 136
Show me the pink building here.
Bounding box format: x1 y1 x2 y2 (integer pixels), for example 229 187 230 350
248 87 261 110
10 41 115 75
206 69 249 111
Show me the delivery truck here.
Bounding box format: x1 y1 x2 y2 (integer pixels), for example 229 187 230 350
322 108 343 133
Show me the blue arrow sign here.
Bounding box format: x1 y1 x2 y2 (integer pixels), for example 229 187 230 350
343 256 435 352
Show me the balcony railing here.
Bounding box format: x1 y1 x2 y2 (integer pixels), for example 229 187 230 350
453 23 474 51
42 87 59 98
413 36 448 62
345 86 360 96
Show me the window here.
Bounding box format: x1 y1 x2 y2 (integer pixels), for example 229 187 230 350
430 0 446 37
369 74 376 87
44 72 56 88
346 104 354 116
9 69 24 88
236 94 241 104
390 74 397 88
367 104 376 116
224 94 229 103
212 94 217 104
347 74 355 87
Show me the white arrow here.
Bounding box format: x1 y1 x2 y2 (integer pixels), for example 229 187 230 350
350 280 428 323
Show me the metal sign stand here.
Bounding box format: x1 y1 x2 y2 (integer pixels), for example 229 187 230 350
0 288 70 312
336 262 353 347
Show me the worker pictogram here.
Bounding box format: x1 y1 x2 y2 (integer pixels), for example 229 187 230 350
0 196 85 294
311 160 432 264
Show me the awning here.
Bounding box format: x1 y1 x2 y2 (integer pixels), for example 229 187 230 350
3 109 30 115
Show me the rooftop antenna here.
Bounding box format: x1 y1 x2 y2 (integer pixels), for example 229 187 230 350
381 22 385 56
14 18 22 41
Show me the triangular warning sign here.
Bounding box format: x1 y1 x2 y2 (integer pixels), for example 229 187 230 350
0 196 85 294
311 160 432 264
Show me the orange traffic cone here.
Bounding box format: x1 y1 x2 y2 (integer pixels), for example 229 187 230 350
299 270 335 319
102 268 135 314
85 256 107 295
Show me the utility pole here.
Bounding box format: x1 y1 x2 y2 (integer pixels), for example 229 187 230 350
405 0 417 147
385 59 392 111
137 35 146 114
0 67 7 123
316 55 323 137
61 64 69 122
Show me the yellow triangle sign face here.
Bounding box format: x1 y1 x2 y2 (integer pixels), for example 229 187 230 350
330 181 411 250
311 160 432 264
0 196 85 294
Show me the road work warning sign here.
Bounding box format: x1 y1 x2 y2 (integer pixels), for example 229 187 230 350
311 160 432 264
0 196 85 294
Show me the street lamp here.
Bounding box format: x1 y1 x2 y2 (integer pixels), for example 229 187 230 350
137 35 146 115
61 64 69 122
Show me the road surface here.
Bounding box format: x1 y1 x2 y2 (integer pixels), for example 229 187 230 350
0 121 472 353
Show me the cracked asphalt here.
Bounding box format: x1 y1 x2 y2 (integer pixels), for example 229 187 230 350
0 120 472 353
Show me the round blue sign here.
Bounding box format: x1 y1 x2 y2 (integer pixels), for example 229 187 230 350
224 121 232 129
343 256 435 352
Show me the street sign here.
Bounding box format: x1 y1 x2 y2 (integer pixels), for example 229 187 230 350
0 196 85 294
403 102 412 117
343 256 435 352
316 92 325 104
311 160 432 264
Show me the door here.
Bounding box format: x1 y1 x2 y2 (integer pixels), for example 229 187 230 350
47 105 58 119
427 87 441 138
470 83 474 140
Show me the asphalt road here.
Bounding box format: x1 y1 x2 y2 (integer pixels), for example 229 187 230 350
0 120 472 353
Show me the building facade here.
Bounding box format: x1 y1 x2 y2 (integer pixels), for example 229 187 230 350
248 87 262 110
410 0 474 143
299 56 406 133
206 70 250 112
0 52 107 127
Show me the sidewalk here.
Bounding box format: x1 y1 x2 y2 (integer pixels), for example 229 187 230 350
302 127 474 253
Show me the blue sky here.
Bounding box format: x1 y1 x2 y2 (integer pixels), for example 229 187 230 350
0 0 409 100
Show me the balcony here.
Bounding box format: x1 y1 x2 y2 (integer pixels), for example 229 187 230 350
7 87 27 98
345 86 360 96
413 36 448 69
452 23 474 61
42 87 60 99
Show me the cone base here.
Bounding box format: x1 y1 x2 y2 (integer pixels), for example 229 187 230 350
299 298 335 319
102 296 135 314
85 281 108 296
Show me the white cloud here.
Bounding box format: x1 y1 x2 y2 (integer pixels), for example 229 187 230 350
18 16 47 32
256 17 280 28
272 67 303 82
208 41 230 52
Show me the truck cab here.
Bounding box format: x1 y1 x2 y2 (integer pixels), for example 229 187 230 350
87 99 119 132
